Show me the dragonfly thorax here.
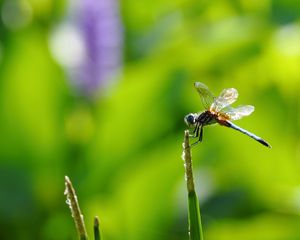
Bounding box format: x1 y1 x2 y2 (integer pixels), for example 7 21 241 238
196 110 217 126
184 111 217 127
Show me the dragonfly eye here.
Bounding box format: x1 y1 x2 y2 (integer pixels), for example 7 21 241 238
184 114 196 126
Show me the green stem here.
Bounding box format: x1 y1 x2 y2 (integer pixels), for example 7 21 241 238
182 130 204 240
64 176 88 240
93 216 101 240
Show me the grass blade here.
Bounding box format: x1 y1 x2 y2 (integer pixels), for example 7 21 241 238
93 216 101 240
182 130 204 240
188 190 203 240
64 176 88 240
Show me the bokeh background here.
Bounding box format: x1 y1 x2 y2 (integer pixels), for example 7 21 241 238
0 0 300 239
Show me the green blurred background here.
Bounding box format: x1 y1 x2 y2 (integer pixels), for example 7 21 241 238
0 0 300 239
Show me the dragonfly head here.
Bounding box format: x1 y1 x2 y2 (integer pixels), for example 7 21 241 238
184 113 197 127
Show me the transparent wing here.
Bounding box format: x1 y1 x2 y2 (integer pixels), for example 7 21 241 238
194 82 215 110
221 105 254 120
210 88 238 112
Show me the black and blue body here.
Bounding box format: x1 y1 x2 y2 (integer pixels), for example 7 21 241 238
184 110 271 148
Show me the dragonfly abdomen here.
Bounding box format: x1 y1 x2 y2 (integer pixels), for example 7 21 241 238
224 121 271 148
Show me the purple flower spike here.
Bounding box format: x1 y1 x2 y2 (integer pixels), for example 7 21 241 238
77 0 123 96
49 0 123 97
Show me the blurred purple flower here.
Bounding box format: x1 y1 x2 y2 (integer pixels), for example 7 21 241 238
76 0 123 96
50 0 123 97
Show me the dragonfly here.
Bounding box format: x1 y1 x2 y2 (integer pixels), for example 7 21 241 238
184 82 271 148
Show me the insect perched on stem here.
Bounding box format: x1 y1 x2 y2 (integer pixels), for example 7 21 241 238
184 82 271 148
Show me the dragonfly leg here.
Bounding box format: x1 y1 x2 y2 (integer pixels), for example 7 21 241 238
199 125 203 141
189 123 199 138
191 125 203 146
193 124 198 134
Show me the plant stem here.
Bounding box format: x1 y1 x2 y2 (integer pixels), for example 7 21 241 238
182 130 204 240
64 176 88 240
93 216 101 240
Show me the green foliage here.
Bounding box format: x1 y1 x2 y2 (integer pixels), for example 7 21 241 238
0 0 300 240
93 217 101 240
188 191 203 240
183 130 204 240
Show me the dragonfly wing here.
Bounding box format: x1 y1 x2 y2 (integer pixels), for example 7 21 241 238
210 88 238 112
194 82 215 110
221 105 254 120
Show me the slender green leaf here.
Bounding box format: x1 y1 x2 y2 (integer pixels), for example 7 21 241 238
188 190 203 240
182 130 204 240
94 216 101 240
64 176 88 240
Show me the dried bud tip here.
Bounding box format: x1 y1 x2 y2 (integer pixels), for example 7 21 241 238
65 175 70 183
